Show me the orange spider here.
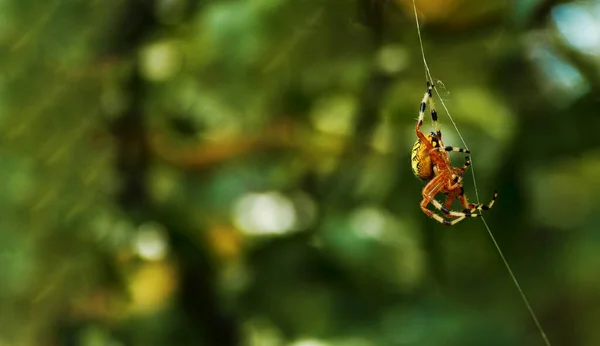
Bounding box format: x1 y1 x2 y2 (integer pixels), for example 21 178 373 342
411 81 497 225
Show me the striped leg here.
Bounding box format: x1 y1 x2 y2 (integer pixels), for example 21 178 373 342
430 194 481 221
416 83 432 145
421 176 480 226
460 190 498 212
426 81 442 139
416 82 447 171
443 190 459 218
460 156 471 172
429 146 470 155
420 175 451 225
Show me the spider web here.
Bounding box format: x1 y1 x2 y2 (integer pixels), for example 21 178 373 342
410 2 551 346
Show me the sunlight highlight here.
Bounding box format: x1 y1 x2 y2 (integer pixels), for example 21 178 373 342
234 192 297 235
288 339 330 346
135 222 169 261
552 2 600 56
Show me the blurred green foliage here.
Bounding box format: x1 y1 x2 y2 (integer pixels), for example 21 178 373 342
1 0 599 345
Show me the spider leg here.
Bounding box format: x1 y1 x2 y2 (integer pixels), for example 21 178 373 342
429 146 470 154
448 177 461 191
416 82 444 148
420 175 452 225
459 190 498 212
430 195 481 220
443 190 459 218
453 155 497 212
421 175 478 226
416 83 434 148
425 81 442 139
416 83 449 170
422 197 474 226
460 156 471 172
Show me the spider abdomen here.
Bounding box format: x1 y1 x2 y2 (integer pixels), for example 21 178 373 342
411 135 434 181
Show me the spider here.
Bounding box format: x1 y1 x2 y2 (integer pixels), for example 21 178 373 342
411 81 497 226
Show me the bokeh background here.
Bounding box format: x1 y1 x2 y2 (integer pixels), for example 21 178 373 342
1 0 598 345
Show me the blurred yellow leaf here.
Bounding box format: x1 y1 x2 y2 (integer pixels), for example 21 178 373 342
126 261 178 315
207 225 244 261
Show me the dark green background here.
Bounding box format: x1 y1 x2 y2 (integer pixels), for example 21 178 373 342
0 0 596 345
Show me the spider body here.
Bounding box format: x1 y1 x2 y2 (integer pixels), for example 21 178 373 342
413 82 497 226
